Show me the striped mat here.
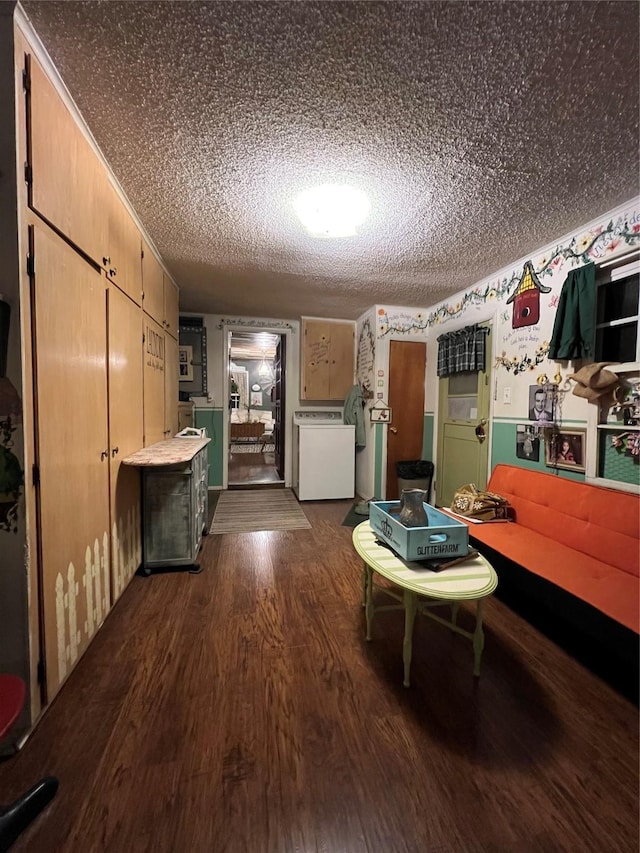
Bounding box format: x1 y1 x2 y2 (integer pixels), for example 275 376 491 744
210 488 311 534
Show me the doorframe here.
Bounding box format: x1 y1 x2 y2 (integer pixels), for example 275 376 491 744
222 323 294 490
433 314 496 502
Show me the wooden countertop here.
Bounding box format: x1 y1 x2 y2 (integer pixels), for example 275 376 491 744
122 437 211 467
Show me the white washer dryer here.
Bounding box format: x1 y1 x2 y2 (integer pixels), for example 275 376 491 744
292 410 355 501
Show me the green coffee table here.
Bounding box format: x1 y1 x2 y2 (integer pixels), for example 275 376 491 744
352 520 498 686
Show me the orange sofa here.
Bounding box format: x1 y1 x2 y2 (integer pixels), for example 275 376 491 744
456 464 639 697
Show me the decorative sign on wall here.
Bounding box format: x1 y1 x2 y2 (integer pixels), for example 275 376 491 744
370 402 392 422
506 261 551 328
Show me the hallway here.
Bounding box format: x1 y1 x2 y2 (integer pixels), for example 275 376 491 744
227 447 283 488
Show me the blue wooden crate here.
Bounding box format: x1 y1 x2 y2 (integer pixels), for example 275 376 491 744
369 501 469 562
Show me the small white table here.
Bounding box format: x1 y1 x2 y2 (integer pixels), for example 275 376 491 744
352 521 498 686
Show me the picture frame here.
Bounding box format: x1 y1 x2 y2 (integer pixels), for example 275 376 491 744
515 424 541 461
528 384 555 424
545 428 586 472
178 345 194 381
370 406 392 423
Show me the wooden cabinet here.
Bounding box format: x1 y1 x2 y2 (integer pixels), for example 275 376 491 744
141 239 164 325
164 275 179 339
301 318 355 400
141 242 178 338
28 52 107 267
12 27 177 719
164 332 179 437
143 315 167 446
108 286 144 602
27 51 143 306
103 181 142 306
123 440 210 572
30 221 111 701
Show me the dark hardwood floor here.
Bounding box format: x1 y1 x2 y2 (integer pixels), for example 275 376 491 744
0 497 638 852
228 449 282 487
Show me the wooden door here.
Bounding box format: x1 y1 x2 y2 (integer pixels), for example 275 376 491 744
143 315 166 446
103 181 142 306
301 319 331 399
27 52 107 267
301 319 355 400
31 223 110 701
435 324 492 507
164 333 179 437
273 336 286 480
163 276 179 340
141 239 164 325
385 341 427 500
108 286 143 602
329 322 356 399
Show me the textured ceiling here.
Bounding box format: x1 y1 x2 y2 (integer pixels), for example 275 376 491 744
19 0 640 321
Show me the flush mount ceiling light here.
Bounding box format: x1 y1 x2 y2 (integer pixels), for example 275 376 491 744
293 184 370 238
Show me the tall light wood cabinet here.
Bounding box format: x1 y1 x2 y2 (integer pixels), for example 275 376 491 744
143 314 167 446
163 276 179 338
301 318 355 400
142 243 179 441
27 51 107 267
108 285 144 603
30 221 112 701
165 333 179 437
141 239 165 323
11 28 179 711
27 51 144 300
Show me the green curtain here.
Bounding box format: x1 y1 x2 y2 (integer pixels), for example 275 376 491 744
548 263 595 360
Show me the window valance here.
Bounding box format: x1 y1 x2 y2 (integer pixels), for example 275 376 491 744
437 324 489 377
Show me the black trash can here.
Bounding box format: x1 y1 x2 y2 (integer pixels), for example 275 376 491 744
396 460 434 501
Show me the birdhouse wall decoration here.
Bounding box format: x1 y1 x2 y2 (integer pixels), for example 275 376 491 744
507 260 551 329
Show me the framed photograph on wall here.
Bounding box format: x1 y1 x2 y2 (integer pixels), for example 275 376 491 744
516 424 541 461
528 384 555 423
178 345 194 381
545 428 586 472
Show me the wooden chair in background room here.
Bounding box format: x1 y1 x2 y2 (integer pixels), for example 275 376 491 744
0 674 58 852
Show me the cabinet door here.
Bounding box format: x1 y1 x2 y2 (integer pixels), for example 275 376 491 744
103 181 143 306
164 332 179 437
108 286 144 602
141 239 164 325
301 319 332 399
328 322 356 399
31 223 111 702
163 275 179 339
301 319 355 400
27 53 107 267
143 315 166 445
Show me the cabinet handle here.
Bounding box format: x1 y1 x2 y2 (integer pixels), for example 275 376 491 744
108 268 117 278
100 450 109 460
111 446 119 456
103 256 110 266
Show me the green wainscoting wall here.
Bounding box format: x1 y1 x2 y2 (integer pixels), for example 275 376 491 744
490 420 585 482
374 422 384 500
422 414 434 464
194 408 224 487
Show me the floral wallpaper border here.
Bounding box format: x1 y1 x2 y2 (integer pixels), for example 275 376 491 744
378 211 640 337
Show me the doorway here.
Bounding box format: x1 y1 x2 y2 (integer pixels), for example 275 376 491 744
435 322 492 507
227 330 285 488
386 340 427 500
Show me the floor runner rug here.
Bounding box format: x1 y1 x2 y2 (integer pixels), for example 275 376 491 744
210 488 311 534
